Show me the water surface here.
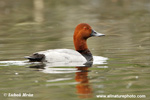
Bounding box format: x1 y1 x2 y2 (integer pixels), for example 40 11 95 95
0 0 150 100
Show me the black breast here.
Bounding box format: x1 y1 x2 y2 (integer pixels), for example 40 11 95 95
77 49 93 61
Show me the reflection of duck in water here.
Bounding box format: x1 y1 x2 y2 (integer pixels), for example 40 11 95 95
29 63 93 99
25 23 105 63
75 67 93 98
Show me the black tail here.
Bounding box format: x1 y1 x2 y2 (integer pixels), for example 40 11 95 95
25 53 45 62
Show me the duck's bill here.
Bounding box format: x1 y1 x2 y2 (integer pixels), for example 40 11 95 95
91 29 105 37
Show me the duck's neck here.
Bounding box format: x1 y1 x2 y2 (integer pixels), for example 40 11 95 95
74 38 93 61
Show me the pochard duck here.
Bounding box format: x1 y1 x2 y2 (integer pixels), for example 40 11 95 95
25 23 105 63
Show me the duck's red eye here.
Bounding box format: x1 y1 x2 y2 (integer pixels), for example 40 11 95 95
83 27 87 30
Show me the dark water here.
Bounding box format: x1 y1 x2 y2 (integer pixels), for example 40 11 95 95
0 0 150 100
